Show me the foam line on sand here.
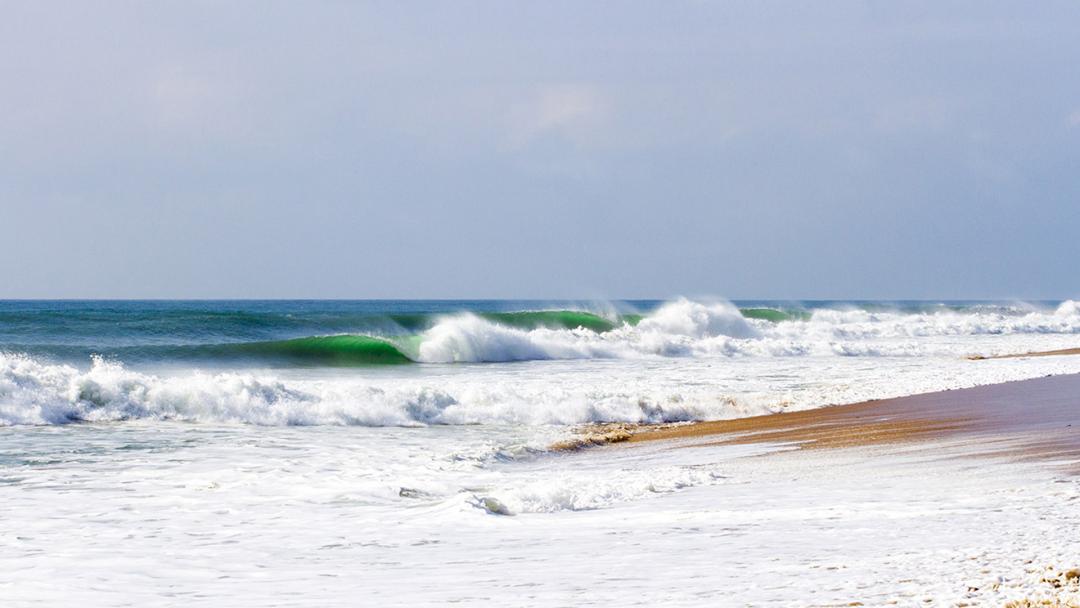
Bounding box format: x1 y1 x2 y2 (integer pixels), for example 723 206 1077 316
568 374 1080 470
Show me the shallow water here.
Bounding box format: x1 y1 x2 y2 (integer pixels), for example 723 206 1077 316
3 423 1078 606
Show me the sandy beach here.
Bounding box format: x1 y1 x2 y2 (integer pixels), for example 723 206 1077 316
571 371 1080 605
623 372 1080 469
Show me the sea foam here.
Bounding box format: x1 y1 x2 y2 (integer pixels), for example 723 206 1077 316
4 298 1080 426
0 354 738 427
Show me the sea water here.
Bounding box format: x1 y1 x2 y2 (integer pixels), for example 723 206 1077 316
2 299 1080 605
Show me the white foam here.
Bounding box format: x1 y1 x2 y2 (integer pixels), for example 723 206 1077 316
410 298 1080 364
4 298 1080 427
416 314 624 363
5 340 1080 428
798 301 1080 339
636 298 758 339
0 354 751 427
5 419 1077 607
475 463 737 515
1056 299 1080 317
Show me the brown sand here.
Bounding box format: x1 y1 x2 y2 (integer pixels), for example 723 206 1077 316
967 347 1080 360
558 374 1080 606
575 374 1080 469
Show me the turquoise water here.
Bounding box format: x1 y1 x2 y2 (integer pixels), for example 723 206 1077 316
0 300 648 366
0 299 1065 367
1 296 1079 427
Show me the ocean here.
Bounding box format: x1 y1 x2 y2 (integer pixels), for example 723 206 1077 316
3 298 1080 605
3 298 1080 426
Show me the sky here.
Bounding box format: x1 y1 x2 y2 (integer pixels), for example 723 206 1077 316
1 1 1078 299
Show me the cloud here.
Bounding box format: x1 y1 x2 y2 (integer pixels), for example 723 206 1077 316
1068 108 1080 128
148 67 247 138
505 84 611 148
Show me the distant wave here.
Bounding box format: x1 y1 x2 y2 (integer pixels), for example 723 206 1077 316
201 335 415 365
739 308 810 322
409 298 1080 363
0 310 627 366
371 310 621 333
2 299 1079 367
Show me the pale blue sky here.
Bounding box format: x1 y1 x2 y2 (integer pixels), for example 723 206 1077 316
2 1 1078 299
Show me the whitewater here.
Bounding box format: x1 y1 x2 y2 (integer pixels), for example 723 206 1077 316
3 298 1080 606
3 298 1080 427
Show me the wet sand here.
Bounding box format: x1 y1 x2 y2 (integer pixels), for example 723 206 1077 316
557 370 1080 605
620 373 1080 468
968 347 1080 360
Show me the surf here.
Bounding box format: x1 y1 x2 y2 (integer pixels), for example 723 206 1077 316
1 299 1078 369
203 335 415 365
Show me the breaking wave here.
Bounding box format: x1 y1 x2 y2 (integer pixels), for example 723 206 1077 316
0 353 751 426
2 298 1080 427
4 299 1079 367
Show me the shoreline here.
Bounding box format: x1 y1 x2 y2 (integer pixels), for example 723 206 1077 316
567 373 1080 471
968 347 1080 360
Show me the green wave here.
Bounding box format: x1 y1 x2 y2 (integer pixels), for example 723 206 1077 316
217 335 413 365
202 312 622 365
478 311 619 333
383 310 621 333
739 308 811 322
26 307 820 368
95 311 630 367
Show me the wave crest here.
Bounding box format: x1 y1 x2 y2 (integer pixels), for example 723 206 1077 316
637 298 759 339
417 314 620 363
0 354 742 427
